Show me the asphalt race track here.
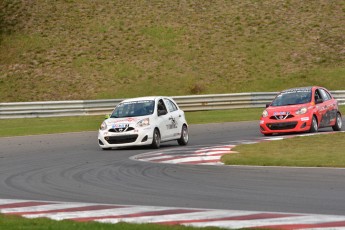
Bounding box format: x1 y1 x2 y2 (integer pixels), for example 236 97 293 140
1 120 345 219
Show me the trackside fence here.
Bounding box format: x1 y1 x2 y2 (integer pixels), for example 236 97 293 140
1 91 345 119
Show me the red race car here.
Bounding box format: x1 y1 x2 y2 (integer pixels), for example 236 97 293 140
260 86 342 136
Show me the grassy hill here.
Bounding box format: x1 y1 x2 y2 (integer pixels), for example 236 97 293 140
1 0 345 102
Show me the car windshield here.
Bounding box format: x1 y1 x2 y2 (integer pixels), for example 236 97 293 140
110 100 155 118
271 89 312 106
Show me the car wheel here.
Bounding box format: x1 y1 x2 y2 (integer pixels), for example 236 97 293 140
309 116 318 133
151 128 161 149
332 112 342 131
177 125 189 146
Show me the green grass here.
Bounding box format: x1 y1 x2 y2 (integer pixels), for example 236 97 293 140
1 1 345 102
0 115 104 137
0 213 231 230
221 132 345 167
185 108 263 124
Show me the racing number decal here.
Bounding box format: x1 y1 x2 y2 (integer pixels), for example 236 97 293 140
166 116 178 130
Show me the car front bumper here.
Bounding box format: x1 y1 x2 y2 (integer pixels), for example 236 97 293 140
98 127 153 148
260 115 312 135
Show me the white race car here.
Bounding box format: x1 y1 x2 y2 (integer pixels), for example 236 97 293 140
98 96 189 150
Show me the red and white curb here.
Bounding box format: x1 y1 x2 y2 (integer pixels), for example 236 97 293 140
133 145 236 165
1 199 345 229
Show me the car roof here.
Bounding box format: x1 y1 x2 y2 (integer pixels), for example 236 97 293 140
281 86 313 93
120 96 170 103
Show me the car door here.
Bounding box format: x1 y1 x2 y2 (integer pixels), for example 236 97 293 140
319 88 337 126
315 88 332 127
156 98 171 141
163 98 183 140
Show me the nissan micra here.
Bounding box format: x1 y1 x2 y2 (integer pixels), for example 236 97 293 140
98 96 189 149
260 86 342 136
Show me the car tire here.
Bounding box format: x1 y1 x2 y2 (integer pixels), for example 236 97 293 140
177 125 189 146
309 116 318 133
332 112 342 131
151 128 161 149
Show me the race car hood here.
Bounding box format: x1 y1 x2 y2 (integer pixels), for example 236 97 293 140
105 117 143 127
266 103 310 115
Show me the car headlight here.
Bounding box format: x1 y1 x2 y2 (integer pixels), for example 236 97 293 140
262 110 268 118
100 121 107 130
137 118 150 127
296 107 308 115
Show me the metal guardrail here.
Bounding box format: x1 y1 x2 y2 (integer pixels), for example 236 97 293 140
0 91 344 119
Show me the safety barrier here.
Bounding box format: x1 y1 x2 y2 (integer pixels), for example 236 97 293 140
1 91 344 119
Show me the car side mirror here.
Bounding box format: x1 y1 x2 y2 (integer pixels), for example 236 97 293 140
315 98 323 104
104 114 110 119
265 103 271 108
158 110 167 116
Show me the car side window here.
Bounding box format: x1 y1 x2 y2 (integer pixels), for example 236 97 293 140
157 99 168 114
314 90 322 102
319 89 331 101
164 99 178 112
